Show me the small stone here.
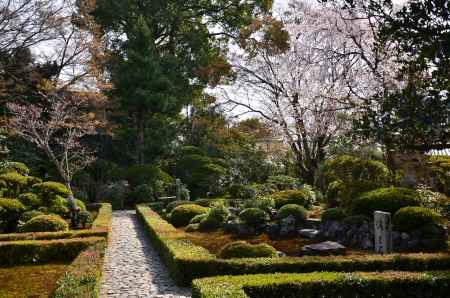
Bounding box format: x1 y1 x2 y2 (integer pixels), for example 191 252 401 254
298 229 320 239
401 232 410 240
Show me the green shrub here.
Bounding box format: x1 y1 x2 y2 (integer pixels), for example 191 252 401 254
393 207 444 232
76 210 93 229
21 210 44 222
277 204 307 224
49 196 70 218
0 161 30 175
351 187 420 216
0 172 28 196
343 215 370 226
199 216 222 231
267 175 299 190
207 203 230 223
0 198 26 232
18 192 42 209
194 198 226 207
32 182 70 205
26 176 42 186
74 199 86 211
170 204 209 227
243 196 275 212
272 190 314 209
131 183 154 204
429 155 450 196
218 241 277 259
321 208 347 222
21 214 69 232
239 208 269 227
192 271 450 298
166 200 192 213
190 213 208 225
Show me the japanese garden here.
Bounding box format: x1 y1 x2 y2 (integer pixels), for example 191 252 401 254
0 0 449 297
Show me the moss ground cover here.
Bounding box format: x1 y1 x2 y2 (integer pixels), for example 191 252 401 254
0 263 69 298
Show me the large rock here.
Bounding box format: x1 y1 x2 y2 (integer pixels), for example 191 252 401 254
301 241 346 256
237 223 256 237
304 219 322 230
279 215 296 237
298 229 320 239
224 220 240 234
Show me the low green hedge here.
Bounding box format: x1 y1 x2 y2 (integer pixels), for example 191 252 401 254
0 237 104 266
53 242 106 298
137 204 450 286
0 203 112 242
192 271 450 298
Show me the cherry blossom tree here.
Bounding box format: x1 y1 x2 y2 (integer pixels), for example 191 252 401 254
222 1 374 184
6 93 97 216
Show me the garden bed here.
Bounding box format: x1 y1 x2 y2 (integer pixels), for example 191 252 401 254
0 263 70 298
137 204 450 286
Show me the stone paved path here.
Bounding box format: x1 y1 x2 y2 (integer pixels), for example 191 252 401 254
100 210 191 298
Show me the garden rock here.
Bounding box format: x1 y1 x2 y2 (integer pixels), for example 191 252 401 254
279 215 296 237
223 220 240 234
304 218 321 230
276 250 286 257
237 223 256 237
266 223 280 240
298 228 320 239
301 241 346 256
228 207 241 215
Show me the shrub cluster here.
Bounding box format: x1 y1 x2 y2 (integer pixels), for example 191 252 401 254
217 241 277 259
321 207 346 222
272 189 314 209
393 206 444 232
170 204 209 227
277 204 307 224
351 187 420 216
239 208 269 227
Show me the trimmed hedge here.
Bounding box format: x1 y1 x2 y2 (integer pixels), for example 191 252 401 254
0 237 104 266
53 242 106 298
170 204 209 227
0 203 112 242
272 190 314 209
277 204 307 224
137 204 450 286
192 271 450 298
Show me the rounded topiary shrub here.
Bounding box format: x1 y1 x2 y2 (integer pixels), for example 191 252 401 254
272 189 314 209
190 213 208 225
21 210 45 223
73 199 86 211
0 198 26 232
194 198 226 207
217 241 277 259
166 200 192 213
322 208 346 222
49 196 70 218
277 204 307 223
18 192 42 209
351 187 420 216
21 214 69 232
393 207 444 232
199 216 222 231
170 204 209 227
32 181 70 198
239 208 269 227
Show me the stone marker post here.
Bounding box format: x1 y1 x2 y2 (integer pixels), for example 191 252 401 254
175 178 181 201
374 211 393 254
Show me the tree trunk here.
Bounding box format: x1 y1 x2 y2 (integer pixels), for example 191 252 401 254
65 181 78 223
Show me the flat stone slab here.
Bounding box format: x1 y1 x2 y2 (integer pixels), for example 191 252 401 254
301 241 346 256
298 229 320 239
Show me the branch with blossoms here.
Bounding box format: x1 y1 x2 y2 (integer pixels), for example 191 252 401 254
6 93 98 201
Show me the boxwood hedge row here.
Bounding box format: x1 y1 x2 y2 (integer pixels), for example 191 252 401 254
0 203 112 242
192 271 450 298
136 204 450 286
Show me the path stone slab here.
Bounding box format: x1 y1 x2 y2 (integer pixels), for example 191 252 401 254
100 210 191 298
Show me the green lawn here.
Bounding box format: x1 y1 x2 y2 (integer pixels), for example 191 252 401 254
0 264 69 298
